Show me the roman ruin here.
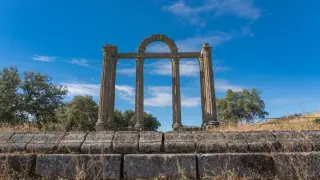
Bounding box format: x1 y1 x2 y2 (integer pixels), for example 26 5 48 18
95 34 219 131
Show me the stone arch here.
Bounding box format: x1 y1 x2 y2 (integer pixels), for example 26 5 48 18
137 34 178 56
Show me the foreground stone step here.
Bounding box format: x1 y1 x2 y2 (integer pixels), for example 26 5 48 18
35 154 121 179
1 131 319 154
0 153 320 179
123 154 197 179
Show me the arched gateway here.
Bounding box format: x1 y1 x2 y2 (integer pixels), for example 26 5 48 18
95 34 219 131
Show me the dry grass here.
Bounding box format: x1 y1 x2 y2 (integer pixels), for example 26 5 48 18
210 116 320 132
0 123 39 132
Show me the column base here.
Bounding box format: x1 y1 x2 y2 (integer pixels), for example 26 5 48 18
208 120 220 126
95 120 105 131
172 123 182 131
134 123 141 128
204 120 220 131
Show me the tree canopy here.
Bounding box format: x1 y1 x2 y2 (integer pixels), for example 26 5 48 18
56 96 161 131
216 88 269 125
0 66 68 126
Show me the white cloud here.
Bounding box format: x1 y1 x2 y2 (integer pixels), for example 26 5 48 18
146 59 230 77
162 0 261 26
182 97 201 107
62 83 99 97
68 58 90 67
61 83 135 103
147 32 233 52
145 86 200 107
115 85 135 102
215 79 243 92
62 83 201 108
32 55 58 62
147 60 199 76
117 68 136 76
145 86 172 107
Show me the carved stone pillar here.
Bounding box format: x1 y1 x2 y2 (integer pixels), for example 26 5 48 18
108 57 118 129
172 57 182 130
135 57 144 129
198 57 207 127
95 44 115 131
202 43 219 126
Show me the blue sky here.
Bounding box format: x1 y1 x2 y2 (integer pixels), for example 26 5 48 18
1 0 319 131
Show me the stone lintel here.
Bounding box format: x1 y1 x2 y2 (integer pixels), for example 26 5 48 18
116 52 200 59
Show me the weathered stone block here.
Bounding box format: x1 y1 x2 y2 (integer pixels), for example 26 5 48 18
242 131 281 152
272 131 313 152
0 154 37 178
0 132 14 153
139 131 163 153
223 132 248 152
35 154 121 179
81 131 114 154
273 152 320 180
6 133 37 152
197 153 275 179
56 132 87 153
123 154 196 179
113 131 138 154
26 132 65 153
194 132 227 153
164 132 195 153
301 130 320 151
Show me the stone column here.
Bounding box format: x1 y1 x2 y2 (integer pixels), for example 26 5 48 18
108 57 118 129
135 57 144 129
172 57 182 130
95 44 114 131
198 57 207 127
202 43 219 126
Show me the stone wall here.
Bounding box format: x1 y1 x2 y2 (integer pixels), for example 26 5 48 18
0 130 320 179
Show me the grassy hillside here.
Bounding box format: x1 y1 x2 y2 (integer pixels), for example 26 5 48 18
213 111 320 132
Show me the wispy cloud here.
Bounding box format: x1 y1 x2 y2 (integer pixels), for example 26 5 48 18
117 68 136 76
146 59 230 77
68 58 90 67
147 32 233 52
145 86 201 107
62 83 99 97
115 85 135 102
62 82 200 107
162 0 261 26
61 83 135 102
215 79 243 92
32 55 58 62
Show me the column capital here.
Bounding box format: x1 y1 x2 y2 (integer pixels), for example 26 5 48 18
201 43 212 55
102 44 118 56
198 57 204 62
171 57 180 62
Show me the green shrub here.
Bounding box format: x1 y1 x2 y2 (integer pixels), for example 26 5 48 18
314 118 320 124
